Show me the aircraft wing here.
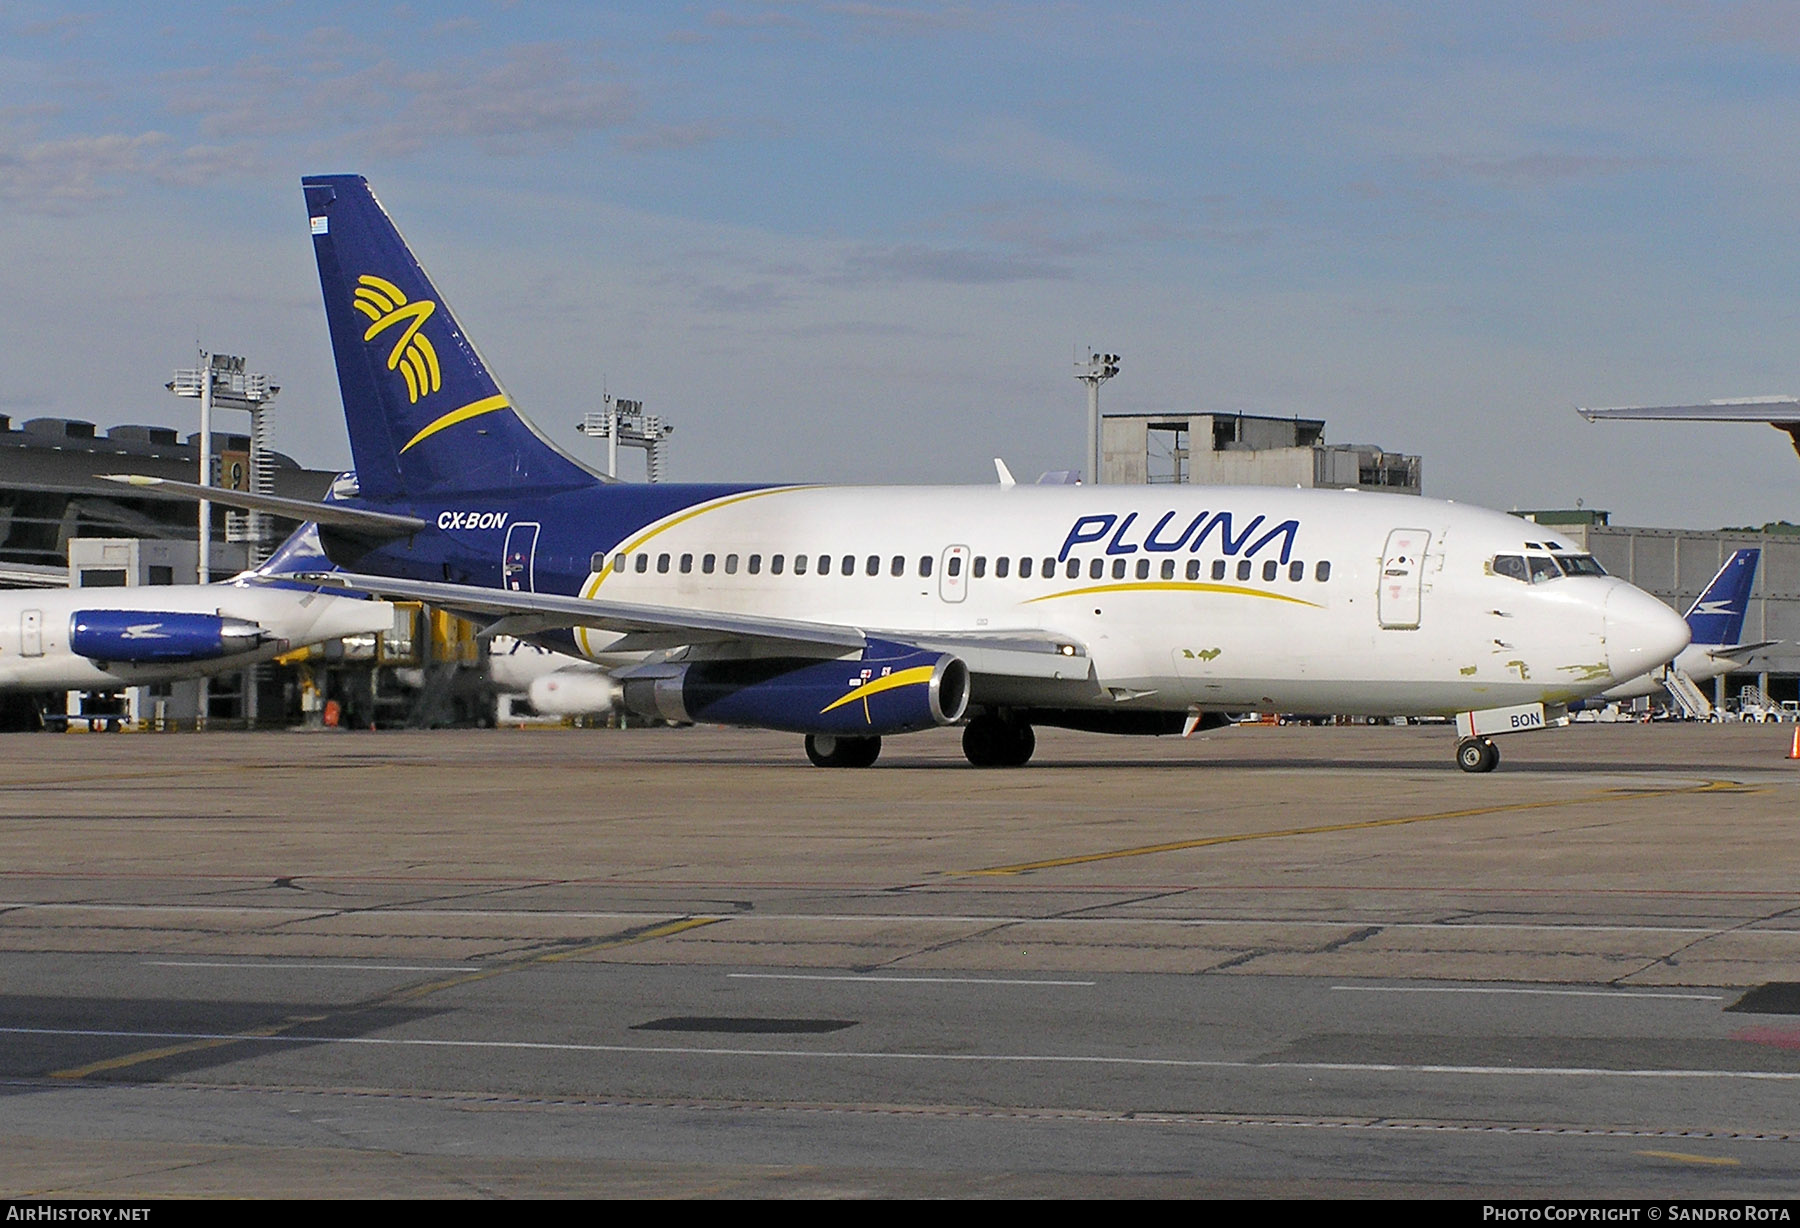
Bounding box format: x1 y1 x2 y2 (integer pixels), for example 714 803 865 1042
98 475 428 537
1577 399 1800 423
1577 399 1800 456
293 571 1091 680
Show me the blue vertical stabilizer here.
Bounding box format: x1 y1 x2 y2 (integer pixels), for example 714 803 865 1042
302 174 599 500
1683 549 1759 647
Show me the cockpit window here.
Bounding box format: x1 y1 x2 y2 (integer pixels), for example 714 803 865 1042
1526 555 1561 583
1491 555 1528 582
1554 553 1606 577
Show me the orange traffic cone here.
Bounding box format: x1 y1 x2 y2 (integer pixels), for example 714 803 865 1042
1789 725 1800 761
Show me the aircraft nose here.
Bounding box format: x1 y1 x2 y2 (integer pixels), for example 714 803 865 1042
1604 583 1690 681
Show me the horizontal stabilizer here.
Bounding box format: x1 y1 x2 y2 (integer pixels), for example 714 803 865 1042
98 475 427 537
1706 639 1780 661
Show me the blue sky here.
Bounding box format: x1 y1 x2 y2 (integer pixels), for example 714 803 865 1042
5 1 1800 527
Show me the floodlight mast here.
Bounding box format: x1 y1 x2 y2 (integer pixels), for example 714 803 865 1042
1075 351 1120 485
577 396 674 482
167 351 279 581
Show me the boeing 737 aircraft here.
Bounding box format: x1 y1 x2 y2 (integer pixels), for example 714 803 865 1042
113 175 1690 772
0 524 394 695
1600 548 1775 714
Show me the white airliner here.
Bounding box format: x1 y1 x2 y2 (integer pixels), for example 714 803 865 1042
114 174 1692 771
0 526 394 694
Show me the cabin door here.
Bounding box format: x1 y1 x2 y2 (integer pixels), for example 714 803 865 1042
1377 528 1430 630
502 522 541 593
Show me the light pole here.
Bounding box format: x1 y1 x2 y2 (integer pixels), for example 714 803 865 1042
168 351 280 579
1075 351 1120 485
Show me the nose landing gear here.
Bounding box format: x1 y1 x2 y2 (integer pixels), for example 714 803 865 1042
1455 736 1500 773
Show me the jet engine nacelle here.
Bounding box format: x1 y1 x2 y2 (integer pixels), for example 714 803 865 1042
527 670 621 716
621 640 970 736
69 610 267 664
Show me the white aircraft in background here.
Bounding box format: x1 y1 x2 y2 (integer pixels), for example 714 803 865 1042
1598 549 1776 716
119 174 1692 772
0 525 394 694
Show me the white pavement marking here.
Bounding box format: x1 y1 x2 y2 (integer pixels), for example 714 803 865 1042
8 1025 1800 1082
1332 985 1726 1001
727 973 1095 986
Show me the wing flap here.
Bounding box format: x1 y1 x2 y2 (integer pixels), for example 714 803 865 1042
98 475 427 537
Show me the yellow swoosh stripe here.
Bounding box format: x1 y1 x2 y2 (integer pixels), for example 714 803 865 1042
399 394 512 453
1024 580 1321 608
573 486 817 657
818 665 936 716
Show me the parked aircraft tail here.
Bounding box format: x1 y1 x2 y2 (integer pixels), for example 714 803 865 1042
1683 548 1759 647
301 174 599 501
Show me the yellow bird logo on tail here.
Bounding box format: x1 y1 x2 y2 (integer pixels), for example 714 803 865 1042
353 275 440 403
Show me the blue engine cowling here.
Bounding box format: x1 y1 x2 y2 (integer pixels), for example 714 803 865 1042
69 610 268 663
622 639 970 736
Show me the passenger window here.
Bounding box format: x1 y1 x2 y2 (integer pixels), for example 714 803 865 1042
1237 559 1252 581
1066 559 1080 579
635 554 648 574
1186 560 1200 581
948 556 963 577
794 554 808 575
1019 557 1033 579
1263 560 1278 582
772 555 785 575
1316 561 1331 582
1089 559 1105 580
1161 559 1175 580
1111 558 1127 580
657 553 671 574
865 555 879 577
818 555 831 576
1212 559 1226 581
842 555 855 576
680 553 693 574
1044 558 1057 578
919 556 932 578
725 554 739 575
748 554 762 575
973 557 987 579
591 552 608 573
613 553 626 573
1289 561 1304 582
702 553 716 575
891 555 904 577
995 557 1010 579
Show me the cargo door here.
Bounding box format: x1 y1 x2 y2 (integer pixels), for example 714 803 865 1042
502 522 541 592
1377 528 1430 630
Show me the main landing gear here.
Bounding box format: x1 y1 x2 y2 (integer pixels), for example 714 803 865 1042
804 733 882 768
962 713 1036 768
1455 736 1500 774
